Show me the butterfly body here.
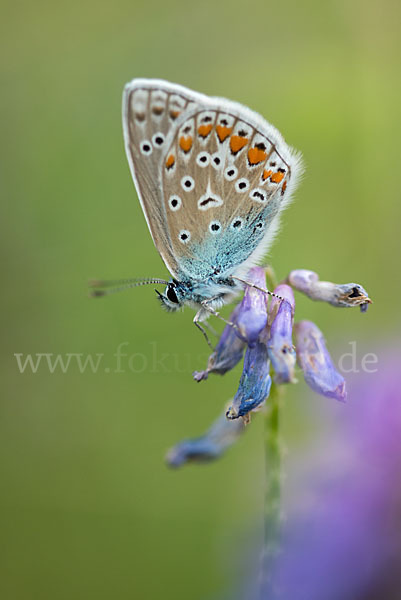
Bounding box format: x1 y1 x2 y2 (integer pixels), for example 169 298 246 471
123 79 302 316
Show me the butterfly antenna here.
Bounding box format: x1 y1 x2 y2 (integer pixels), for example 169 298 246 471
231 276 285 301
89 277 168 297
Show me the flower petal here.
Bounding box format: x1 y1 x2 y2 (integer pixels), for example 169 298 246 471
294 320 346 402
268 284 297 384
193 304 246 381
226 338 272 421
235 267 268 347
166 410 245 467
193 267 269 381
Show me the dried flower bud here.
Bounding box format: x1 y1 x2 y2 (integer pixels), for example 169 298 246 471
288 269 371 312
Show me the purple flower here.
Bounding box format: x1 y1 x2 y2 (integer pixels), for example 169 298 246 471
226 333 272 421
193 267 267 382
166 409 245 467
193 303 246 381
235 267 268 347
267 284 296 384
288 269 372 312
232 351 401 600
294 320 346 402
188 264 369 461
275 352 401 600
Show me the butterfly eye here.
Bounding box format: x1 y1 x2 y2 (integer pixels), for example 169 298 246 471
140 140 152 155
166 285 179 304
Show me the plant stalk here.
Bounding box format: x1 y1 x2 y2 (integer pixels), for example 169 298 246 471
261 266 284 598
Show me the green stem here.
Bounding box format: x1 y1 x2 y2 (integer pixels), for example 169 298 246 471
261 266 284 597
262 381 283 595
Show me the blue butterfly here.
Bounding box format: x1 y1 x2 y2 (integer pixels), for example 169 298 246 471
92 79 302 340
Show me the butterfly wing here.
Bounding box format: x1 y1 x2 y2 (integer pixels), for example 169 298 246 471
124 79 303 283
160 93 303 281
123 79 202 277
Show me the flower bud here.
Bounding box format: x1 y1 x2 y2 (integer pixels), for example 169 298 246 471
288 269 371 312
268 284 297 384
235 267 268 347
226 338 272 421
294 320 346 402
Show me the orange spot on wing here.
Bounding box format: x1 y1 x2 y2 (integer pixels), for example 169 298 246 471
262 169 273 181
281 181 287 195
170 110 180 120
179 136 193 153
248 147 268 165
198 124 213 138
216 125 232 142
165 154 175 169
230 135 249 154
270 171 285 184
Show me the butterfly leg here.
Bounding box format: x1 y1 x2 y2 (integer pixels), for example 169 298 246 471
193 312 215 350
203 320 219 338
193 298 241 348
199 298 242 336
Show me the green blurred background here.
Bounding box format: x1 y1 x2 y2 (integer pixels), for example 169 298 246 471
1 0 400 598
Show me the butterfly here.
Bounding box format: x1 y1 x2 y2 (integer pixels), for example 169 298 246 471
92 79 302 341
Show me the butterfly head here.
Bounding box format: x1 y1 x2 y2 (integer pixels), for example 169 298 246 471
155 279 185 312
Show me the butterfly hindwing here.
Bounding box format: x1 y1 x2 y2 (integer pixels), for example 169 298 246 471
162 106 301 280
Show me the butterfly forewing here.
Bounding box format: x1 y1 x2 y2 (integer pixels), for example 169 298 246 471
123 79 302 283
123 80 199 277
